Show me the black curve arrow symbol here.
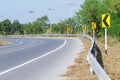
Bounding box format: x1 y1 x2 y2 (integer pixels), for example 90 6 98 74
103 14 109 27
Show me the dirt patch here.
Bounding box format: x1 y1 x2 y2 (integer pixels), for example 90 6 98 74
0 41 11 46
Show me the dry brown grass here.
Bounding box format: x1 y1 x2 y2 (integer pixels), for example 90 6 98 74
0 41 11 46
63 37 120 80
62 37 97 80
96 39 120 80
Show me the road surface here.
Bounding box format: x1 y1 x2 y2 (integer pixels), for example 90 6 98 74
0 37 83 80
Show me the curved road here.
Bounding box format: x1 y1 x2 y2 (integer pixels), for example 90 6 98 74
0 38 83 80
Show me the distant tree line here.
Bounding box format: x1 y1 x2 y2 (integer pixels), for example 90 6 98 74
0 16 80 35
0 0 120 39
0 15 49 35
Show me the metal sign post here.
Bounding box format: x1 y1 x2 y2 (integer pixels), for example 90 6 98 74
84 30 85 35
93 29 95 39
102 13 110 54
92 22 96 39
105 28 107 54
82 25 86 35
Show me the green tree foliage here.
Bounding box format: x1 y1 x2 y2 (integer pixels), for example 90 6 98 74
64 18 76 34
12 20 23 35
0 22 2 34
58 21 67 34
75 0 102 36
21 23 32 34
34 15 49 34
0 1 120 36
1 19 12 35
75 0 120 38
102 0 120 38
51 24 61 33
21 15 49 34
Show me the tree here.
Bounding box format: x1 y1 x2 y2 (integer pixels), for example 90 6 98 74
102 0 120 38
75 0 102 36
21 23 32 34
35 15 49 33
1 19 12 35
31 16 48 34
0 22 2 34
12 20 23 35
64 18 76 33
52 24 61 33
74 0 120 38
58 21 67 34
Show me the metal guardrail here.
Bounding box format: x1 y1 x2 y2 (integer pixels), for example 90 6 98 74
83 35 111 80
1 34 111 80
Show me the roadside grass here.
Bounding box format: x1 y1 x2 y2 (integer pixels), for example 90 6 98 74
63 36 120 80
0 41 11 46
62 37 97 80
97 36 120 80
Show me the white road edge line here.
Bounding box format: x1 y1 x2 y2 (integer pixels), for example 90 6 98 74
0 39 67 76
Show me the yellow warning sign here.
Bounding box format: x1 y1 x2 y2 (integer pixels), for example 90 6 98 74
82 25 86 31
46 29 50 33
102 14 110 28
92 22 96 30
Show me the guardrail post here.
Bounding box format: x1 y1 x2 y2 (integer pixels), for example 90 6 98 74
87 55 94 74
90 66 94 74
91 42 96 57
90 42 96 74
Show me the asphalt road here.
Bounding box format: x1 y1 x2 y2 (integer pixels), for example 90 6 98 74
0 37 83 80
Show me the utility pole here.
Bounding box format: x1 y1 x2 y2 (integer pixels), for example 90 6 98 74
28 10 35 23
28 10 35 34
48 8 54 33
67 2 75 34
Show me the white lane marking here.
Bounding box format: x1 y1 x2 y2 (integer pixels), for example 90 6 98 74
19 41 23 44
0 40 42 55
15 40 23 44
0 39 67 76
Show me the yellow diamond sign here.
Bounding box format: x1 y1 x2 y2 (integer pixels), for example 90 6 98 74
67 27 70 32
47 29 50 33
92 22 96 30
82 25 86 31
102 14 110 28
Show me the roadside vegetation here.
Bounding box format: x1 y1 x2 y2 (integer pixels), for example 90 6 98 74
62 37 97 80
97 37 120 80
0 0 120 79
0 0 120 38
62 36 120 80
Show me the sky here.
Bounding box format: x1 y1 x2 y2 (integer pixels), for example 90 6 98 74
0 0 84 24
